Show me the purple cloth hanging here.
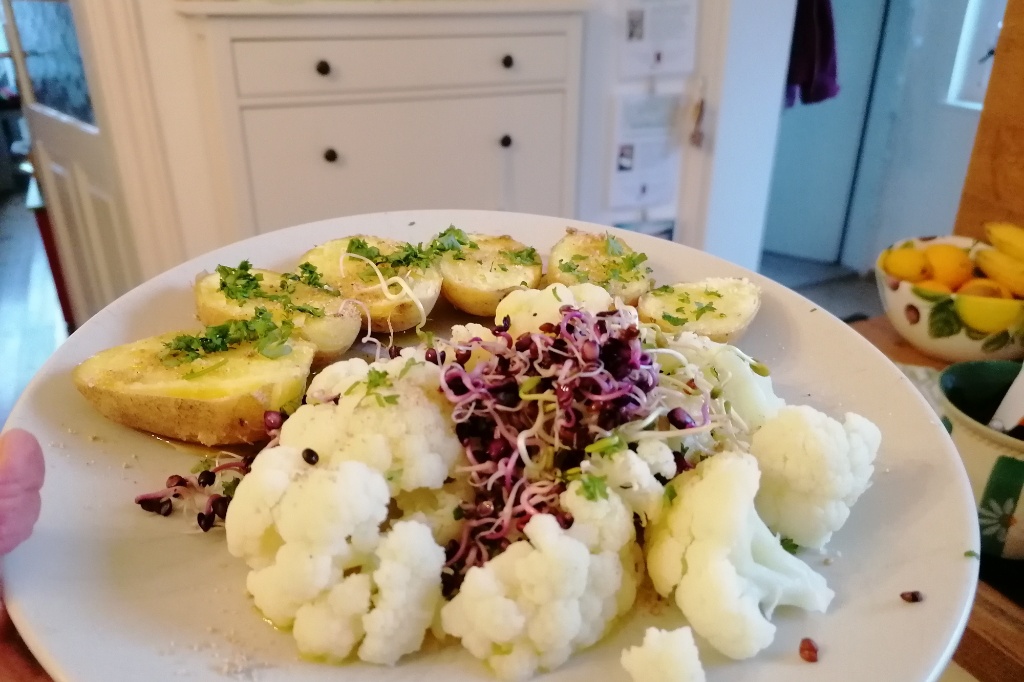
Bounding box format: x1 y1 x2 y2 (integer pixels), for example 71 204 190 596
785 0 840 106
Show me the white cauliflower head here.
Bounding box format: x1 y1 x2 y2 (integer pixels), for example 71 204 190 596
292 574 372 662
279 352 462 494
645 451 834 660
238 460 390 627
581 449 665 523
225 444 305 569
621 626 706 682
394 480 471 546
358 520 446 665
496 283 613 338
749 405 881 549
441 513 628 681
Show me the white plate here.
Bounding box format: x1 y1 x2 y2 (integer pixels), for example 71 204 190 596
3 210 978 682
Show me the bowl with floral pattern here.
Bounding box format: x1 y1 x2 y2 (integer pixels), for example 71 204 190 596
939 360 1024 559
876 235 1024 362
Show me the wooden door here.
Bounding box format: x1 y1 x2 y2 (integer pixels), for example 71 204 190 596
2 0 137 324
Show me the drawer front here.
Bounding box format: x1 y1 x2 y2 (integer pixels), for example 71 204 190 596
243 93 566 232
233 34 568 97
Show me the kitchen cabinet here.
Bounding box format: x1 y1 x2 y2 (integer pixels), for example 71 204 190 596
179 2 584 237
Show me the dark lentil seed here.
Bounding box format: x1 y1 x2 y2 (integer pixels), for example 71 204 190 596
197 470 216 487
900 591 923 603
302 448 320 465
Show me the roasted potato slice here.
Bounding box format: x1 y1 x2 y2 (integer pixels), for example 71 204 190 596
73 333 316 446
299 236 442 333
546 228 652 304
195 265 361 366
638 277 761 342
438 234 542 316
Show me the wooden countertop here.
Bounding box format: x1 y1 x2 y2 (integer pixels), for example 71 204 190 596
2 316 1021 680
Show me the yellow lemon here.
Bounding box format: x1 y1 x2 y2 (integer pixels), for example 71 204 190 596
883 247 930 283
923 243 975 290
913 279 952 294
957 278 1012 299
954 295 1024 334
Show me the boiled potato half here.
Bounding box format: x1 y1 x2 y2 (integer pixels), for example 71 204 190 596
439 234 543 316
547 228 652 305
300 235 442 333
638 277 761 342
73 333 316 446
195 265 361 366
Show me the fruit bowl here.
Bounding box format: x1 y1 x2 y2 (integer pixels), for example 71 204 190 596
875 235 1024 362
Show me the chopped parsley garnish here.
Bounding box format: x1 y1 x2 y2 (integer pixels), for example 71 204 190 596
345 368 400 407
453 505 466 520
693 301 717 320
190 457 214 473
280 262 333 291
662 312 687 326
366 368 392 392
621 252 648 271
162 308 294 366
429 226 477 255
964 549 980 558
605 234 625 256
217 261 263 301
221 477 240 497
704 287 722 298
398 357 421 378
346 237 384 262
346 236 434 275
652 285 675 295
663 484 677 506
780 537 799 554
577 474 609 501
501 247 540 265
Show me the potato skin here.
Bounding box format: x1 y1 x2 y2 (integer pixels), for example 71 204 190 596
299 236 442 332
546 228 652 305
72 333 315 446
439 234 542 316
194 269 361 367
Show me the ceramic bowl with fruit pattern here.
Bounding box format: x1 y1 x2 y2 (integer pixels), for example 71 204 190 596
876 235 1024 362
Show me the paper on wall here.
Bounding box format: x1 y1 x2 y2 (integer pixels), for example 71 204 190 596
618 0 697 79
608 93 681 209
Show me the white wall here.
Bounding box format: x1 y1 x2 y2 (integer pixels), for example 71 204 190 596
676 0 798 272
841 0 980 271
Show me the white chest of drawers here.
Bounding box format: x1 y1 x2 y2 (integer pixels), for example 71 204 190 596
179 1 585 238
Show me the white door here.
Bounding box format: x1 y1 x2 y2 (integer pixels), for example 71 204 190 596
839 0 1003 270
762 0 889 263
2 0 136 325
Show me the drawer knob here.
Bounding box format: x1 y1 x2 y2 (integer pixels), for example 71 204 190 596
500 135 512 148
501 54 514 69
323 148 339 163
315 60 331 76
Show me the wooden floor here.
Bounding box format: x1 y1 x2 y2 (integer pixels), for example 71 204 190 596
0 192 65 427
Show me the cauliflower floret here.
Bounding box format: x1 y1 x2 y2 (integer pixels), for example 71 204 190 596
449 322 498 370
225 445 305 569
247 543 338 627
274 462 390 560
668 333 784 432
239 460 390 628
646 451 834 660
636 439 678 480
496 283 613 338
442 514 626 680
293 573 372 661
559 480 634 553
621 626 706 682
395 481 470 545
359 520 446 665
279 354 461 494
583 449 664 522
750 405 881 549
